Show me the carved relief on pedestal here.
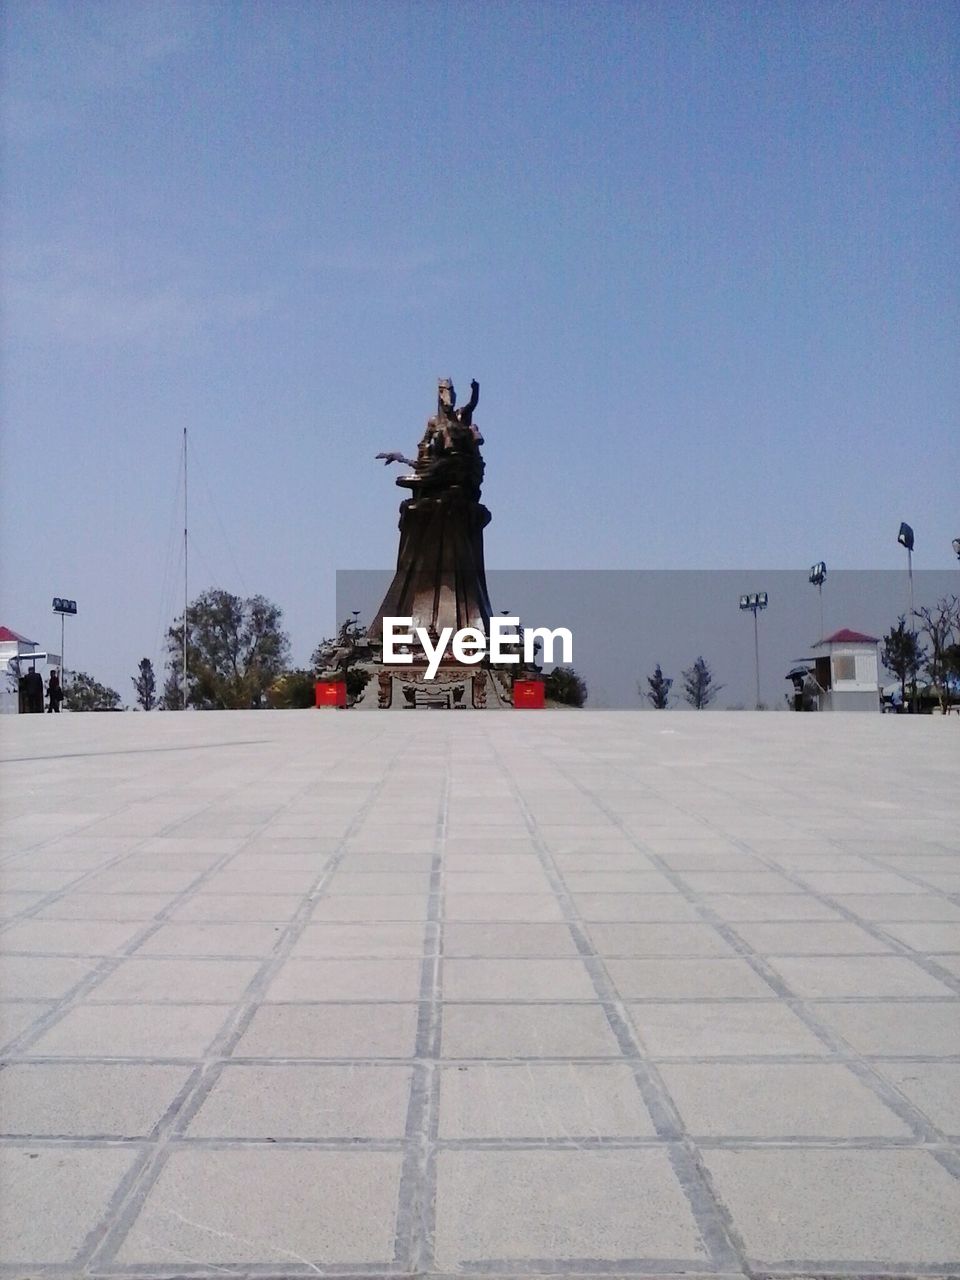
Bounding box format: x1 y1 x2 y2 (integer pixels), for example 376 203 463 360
377 670 392 708
473 669 487 709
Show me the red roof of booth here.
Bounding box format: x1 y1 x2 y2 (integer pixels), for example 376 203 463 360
0 626 37 645
816 628 879 646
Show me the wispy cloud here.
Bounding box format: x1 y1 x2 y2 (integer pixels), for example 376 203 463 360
3 3 195 142
304 239 484 313
4 238 275 349
307 243 468 278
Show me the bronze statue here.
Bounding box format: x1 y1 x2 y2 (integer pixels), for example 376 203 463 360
437 378 480 427
368 378 493 646
376 377 484 501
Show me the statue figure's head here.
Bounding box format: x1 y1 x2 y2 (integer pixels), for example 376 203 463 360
437 378 456 409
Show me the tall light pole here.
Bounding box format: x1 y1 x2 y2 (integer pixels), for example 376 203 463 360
52 598 77 689
898 522 914 619
739 592 768 709
809 562 827 640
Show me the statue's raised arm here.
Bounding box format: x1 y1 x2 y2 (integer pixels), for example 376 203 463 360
455 379 479 426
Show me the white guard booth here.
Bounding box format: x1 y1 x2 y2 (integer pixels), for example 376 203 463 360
813 628 881 712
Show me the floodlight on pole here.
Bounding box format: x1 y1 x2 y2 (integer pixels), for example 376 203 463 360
739 591 768 709
898 522 914 618
52 598 77 690
809 561 827 639
499 609 526 660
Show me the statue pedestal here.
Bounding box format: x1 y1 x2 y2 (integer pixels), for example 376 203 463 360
364 664 510 710
368 495 493 642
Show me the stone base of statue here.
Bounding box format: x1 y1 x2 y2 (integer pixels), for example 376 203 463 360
367 493 493 642
354 663 515 710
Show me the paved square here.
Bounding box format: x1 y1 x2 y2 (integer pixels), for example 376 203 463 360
1 709 958 1278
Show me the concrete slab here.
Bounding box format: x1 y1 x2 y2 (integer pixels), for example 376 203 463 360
703 1148 960 1265
438 1062 656 1138
265 956 423 1000
441 1003 622 1058
89 956 260 1002
1 951 96 999
185 1063 414 1137
0 1144 140 1264
0 918 144 955
0 1062 191 1135
291 920 428 956
235 1002 419 1057
2 709 958 1278
443 920 580 956
586 921 737 956
766 953 955 997
727 919 895 954
442 957 596 999
606 956 776 998
629 1000 831 1057
811 1000 960 1055
0 999 54 1046
434 1148 708 1266
133 921 283 956
656 1061 912 1136
113 1148 404 1264
28 1003 229 1058
875 1061 960 1133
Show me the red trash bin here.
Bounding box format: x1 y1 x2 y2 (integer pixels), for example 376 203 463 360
315 680 347 708
513 680 545 708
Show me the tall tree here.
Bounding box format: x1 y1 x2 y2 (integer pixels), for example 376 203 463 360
881 616 925 709
544 666 587 707
166 589 291 709
681 656 722 709
161 667 183 710
915 596 960 712
64 672 122 712
132 658 157 711
643 664 672 708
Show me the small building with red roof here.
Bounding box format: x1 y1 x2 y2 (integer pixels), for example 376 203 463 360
1 625 46 714
812 627 881 712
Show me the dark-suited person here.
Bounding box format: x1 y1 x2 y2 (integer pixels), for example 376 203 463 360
24 668 44 713
47 670 63 713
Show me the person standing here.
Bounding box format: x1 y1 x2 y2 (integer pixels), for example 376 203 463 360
23 667 44 712
47 669 63 713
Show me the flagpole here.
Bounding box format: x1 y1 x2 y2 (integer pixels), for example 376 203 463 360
183 427 188 710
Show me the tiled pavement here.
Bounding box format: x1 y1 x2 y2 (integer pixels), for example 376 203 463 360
0 708 958 1279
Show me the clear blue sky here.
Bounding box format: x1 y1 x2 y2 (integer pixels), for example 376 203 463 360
2 1 958 699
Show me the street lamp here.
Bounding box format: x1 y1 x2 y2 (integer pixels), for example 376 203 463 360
500 609 523 660
808 562 827 640
739 591 768 709
898 522 915 618
51 598 77 689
